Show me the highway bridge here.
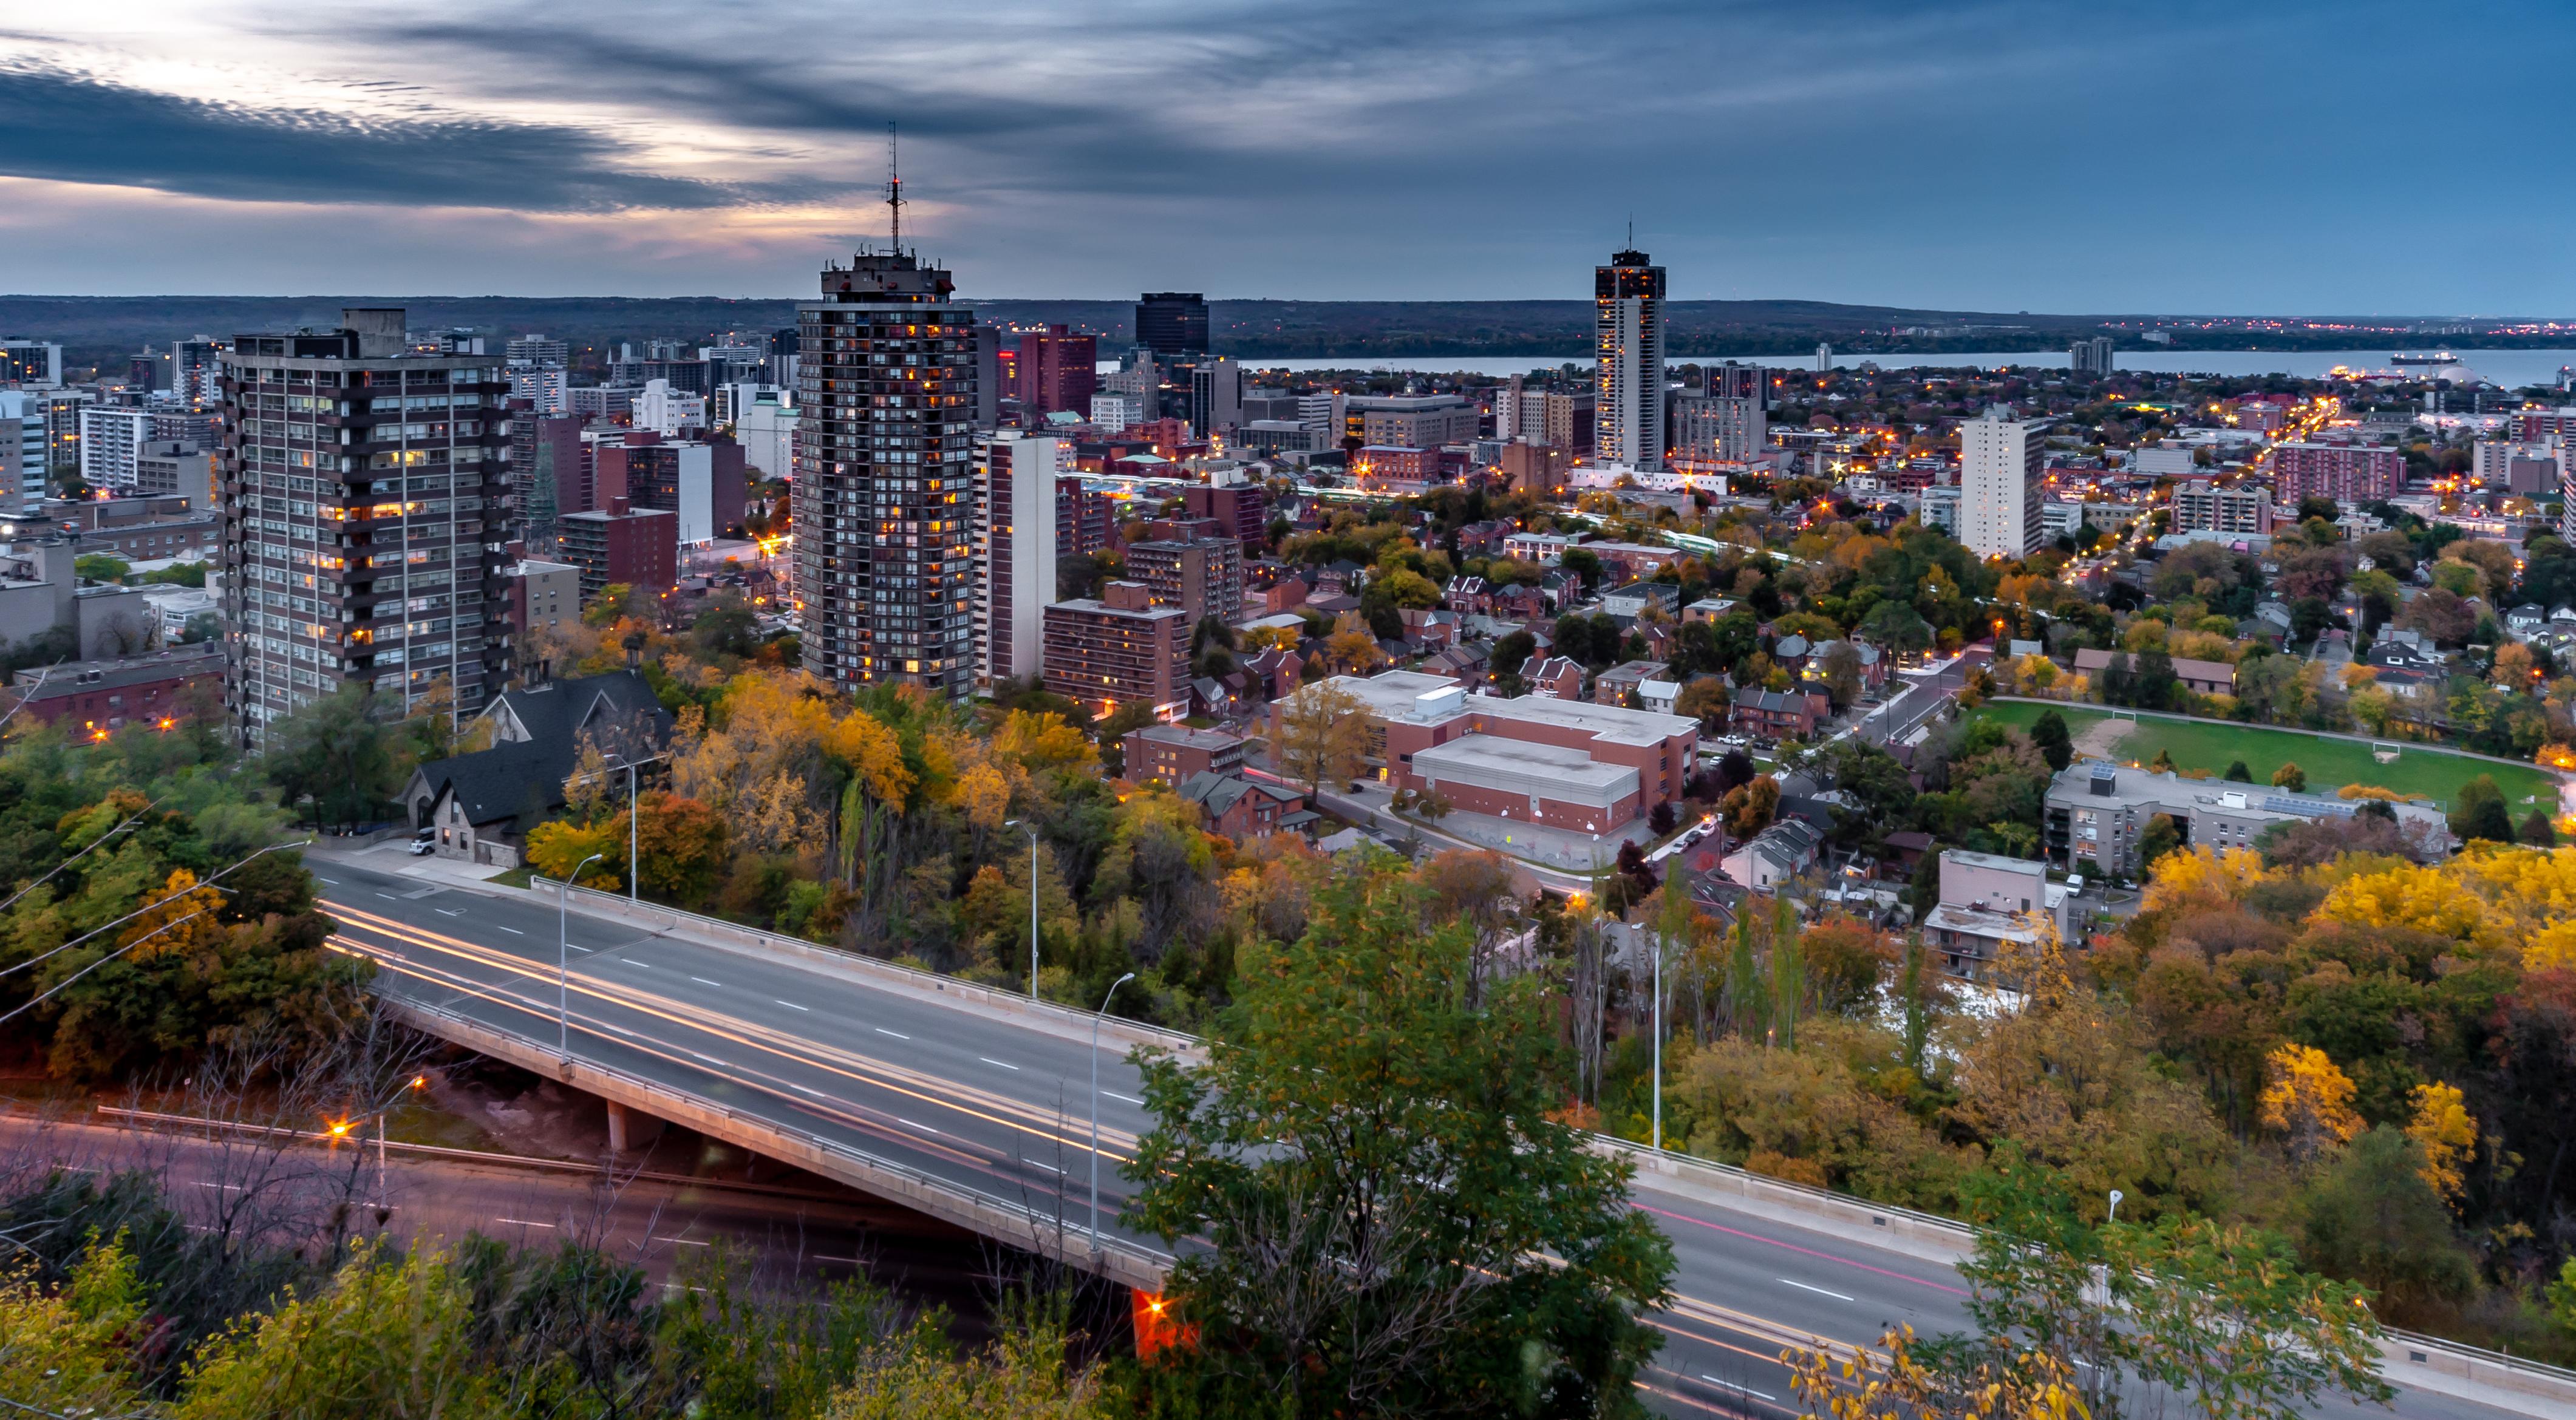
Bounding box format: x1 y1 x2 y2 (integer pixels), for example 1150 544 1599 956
314 850 2564 1419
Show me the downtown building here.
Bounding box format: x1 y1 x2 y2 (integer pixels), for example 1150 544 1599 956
974 432 1063 688
1959 407 2044 559
793 251 980 698
217 307 512 746
1670 360 1768 472
2271 441 2402 508
2168 479 2274 535
1594 248 1666 469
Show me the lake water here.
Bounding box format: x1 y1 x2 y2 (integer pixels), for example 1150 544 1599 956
1120 350 2576 387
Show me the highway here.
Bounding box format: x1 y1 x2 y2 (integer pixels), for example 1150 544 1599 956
312 850 2540 1420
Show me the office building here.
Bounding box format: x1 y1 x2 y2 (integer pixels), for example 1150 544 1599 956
793 250 979 697
1816 342 1833 373
2169 480 2274 535
595 431 749 546
1595 248 1666 469
559 499 677 596
1190 356 1242 436
970 324 1003 427
2271 442 2401 506
134 440 216 509
1348 393 1478 449
1011 325 1098 417
732 389 797 478
1042 580 1189 715
1125 526 1244 626
1 340 62 388
78 406 153 491
0 392 49 508
1135 293 1210 358
217 307 512 746
2070 336 2115 376
506 333 569 366
1671 360 1768 469
506 364 567 414
1100 348 1159 423
1959 409 2043 558
973 433 1061 687
1091 393 1146 430
170 338 222 410
635 378 708 438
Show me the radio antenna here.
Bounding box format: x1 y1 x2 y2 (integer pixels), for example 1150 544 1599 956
886 123 905 255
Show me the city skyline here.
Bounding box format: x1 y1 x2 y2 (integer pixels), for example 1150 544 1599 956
4 1 2572 312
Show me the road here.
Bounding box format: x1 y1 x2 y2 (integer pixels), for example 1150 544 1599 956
312 852 2535 1420
0 1113 1005 1326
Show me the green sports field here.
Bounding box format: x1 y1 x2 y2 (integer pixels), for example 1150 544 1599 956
1963 702 2565 813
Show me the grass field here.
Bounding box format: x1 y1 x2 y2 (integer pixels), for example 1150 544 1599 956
1963 701 2565 813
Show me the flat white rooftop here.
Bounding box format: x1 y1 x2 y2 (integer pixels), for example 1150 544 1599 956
1412 733 1636 810
1324 671 1697 749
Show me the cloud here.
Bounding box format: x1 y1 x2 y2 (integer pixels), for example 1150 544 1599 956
0 60 819 211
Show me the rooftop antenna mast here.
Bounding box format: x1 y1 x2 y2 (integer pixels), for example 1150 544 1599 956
885 122 905 256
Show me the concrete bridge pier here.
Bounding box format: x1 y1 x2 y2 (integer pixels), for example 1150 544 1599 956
605 1099 667 1154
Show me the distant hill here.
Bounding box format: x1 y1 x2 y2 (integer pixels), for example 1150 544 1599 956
0 293 2549 371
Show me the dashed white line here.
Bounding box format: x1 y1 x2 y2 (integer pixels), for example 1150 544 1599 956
191 1181 240 1191
1699 1376 1774 1401
434 908 465 917
774 1000 809 1011
1023 1160 1062 1174
875 1028 910 1041
792 1084 825 1097
896 1118 939 1135
1777 1279 1854 1302
496 1217 555 1229
690 1053 732 1068
621 959 650 968
493 925 524 936
315 877 340 885
690 976 724 988
979 1056 1020 1071
374 892 401 901
1102 1091 1143 1106
655 1235 710 1247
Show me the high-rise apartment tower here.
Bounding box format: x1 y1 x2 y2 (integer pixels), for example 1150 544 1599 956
1594 250 1665 469
217 307 513 746
1959 407 2044 559
793 251 979 698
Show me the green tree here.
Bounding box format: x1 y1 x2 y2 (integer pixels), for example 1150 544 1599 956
175 1242 497 1419
2269 761 2306 792
1128 857 1674 1416
2447 775 2514 845
2029 708 2074 772
2139 812 2182 871
2297 1126 2478 1319
2224 758 2252 783
2522 807 2558 847
264 685 403 831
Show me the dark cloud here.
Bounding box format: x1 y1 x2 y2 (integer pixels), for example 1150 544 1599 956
0 61 837 211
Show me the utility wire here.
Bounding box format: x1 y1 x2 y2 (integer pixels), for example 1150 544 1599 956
0 839 312 980
0 797 163 919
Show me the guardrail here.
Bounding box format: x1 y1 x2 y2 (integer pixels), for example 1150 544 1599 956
380 994 1176 1292
530 878 1195 1056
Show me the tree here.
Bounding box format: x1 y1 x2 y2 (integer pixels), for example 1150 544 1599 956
1857 599 1935 658
2221 758 2251 783
634 791 729 905
2298 1126 2478 1317
1720 773 1779 839
1819 640 1864 708
2447 774 2514 844
2029 709 2073 772
2523 807 2559 846
263 685 403 831
2269 761 2306 792
1266 682 1367 795
2257 1043 2362 1167
1488 628 1535 678
2148 748 2176 774
1672 676 1729 729
1129 860 1674 1415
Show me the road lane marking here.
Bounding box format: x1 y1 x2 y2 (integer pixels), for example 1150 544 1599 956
435 908 465 917
979 1056 1020 1071
493 925 523 936
496 1217 555 1229
1023 1160 1062 1174
690 1052 732 1068
774 1000 809 1011
375 893 401 901
896 1118 939 1134
655 1235 710 1247
1699 1376 1774 1401
792 1084 825 1096
1777 1278 1853 1302
1635 1203 1967 1296
621 959 650 968
192 1181 240 1191
1102 1091 1143 1106
875 1028 910 1041
691 976 725 988
315 877 339 885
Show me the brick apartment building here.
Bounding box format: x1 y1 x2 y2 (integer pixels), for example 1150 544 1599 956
1042 580 1190 715
9 644 224 735
1324 670 1697 836
1123 723 1246 785
2270 443 2401 506
558 498 678 596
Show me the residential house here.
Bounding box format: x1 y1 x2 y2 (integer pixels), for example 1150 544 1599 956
1525 656 1584 701
1443 576 1493 616
403 668 675 868
1683 597 1739 625
1721 818 1824 891
1494 583 1549 622
1921 849 2073 981
1177 772 1314 840
1242 646 1305 699
1730 687 1828 739
1599 580 1682 620
2071 647 2237 696
1126 724 1247 786
1594 659 1668 707
1771 634 1811 674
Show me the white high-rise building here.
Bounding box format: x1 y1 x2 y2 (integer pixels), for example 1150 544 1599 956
1594 248 1665 469
78 405 154 491
975 433 1061 687
635 378 707 438
1960 407 2044 559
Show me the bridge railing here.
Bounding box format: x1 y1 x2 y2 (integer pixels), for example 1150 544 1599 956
383 995 1177 1288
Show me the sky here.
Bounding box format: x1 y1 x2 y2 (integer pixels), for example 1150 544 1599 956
1 0 2569 313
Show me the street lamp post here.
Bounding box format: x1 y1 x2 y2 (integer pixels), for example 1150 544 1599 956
562 852 605 1060
1005 818 1041 999
627 759 639 905
1091 971 1137 1245
1651 931 1664 1153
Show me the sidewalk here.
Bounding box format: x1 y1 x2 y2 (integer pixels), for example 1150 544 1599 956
313 839 514 890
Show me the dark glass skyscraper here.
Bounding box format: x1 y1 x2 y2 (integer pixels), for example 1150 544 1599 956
1134 292 1208 358
794 252 979 698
